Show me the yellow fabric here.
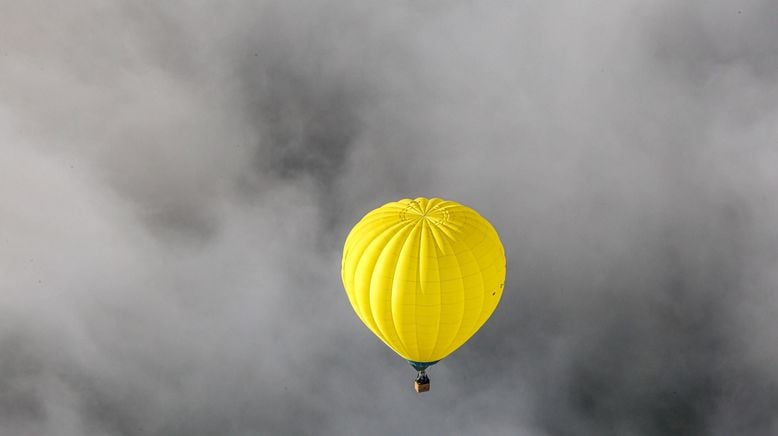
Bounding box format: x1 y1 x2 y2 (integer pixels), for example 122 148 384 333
341 197 506 363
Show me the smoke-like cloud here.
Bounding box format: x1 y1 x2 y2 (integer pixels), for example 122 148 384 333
2 1 778 435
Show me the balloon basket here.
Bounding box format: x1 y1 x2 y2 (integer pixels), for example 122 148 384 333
414 371 430 393
414 380 430 393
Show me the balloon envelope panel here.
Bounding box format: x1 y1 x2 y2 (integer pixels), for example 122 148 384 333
341 198 506 363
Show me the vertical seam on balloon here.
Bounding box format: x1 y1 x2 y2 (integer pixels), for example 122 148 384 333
452 216 488 348
350 219 415 338
390 219 423 359
430 226 466 359
425 217 454 358
419 220 442 361
410 219 424 359
369 222 416 358
413 219 426 360
446 210 482 351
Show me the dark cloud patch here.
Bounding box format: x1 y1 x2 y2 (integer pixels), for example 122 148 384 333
0 332 46 426
247 65 363 185
230 2 421 229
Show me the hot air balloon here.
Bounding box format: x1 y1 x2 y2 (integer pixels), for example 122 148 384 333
341 197 506 392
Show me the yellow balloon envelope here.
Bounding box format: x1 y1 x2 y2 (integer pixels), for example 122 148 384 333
341 198 506 387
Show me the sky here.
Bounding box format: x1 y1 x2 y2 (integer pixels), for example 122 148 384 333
2 1 778 435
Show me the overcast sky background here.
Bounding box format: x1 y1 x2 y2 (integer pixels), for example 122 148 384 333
2 1 778 435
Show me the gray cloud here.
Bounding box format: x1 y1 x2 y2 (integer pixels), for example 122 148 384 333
2 0 778 435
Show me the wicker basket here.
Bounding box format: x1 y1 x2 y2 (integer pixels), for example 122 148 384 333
414 381 430 393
